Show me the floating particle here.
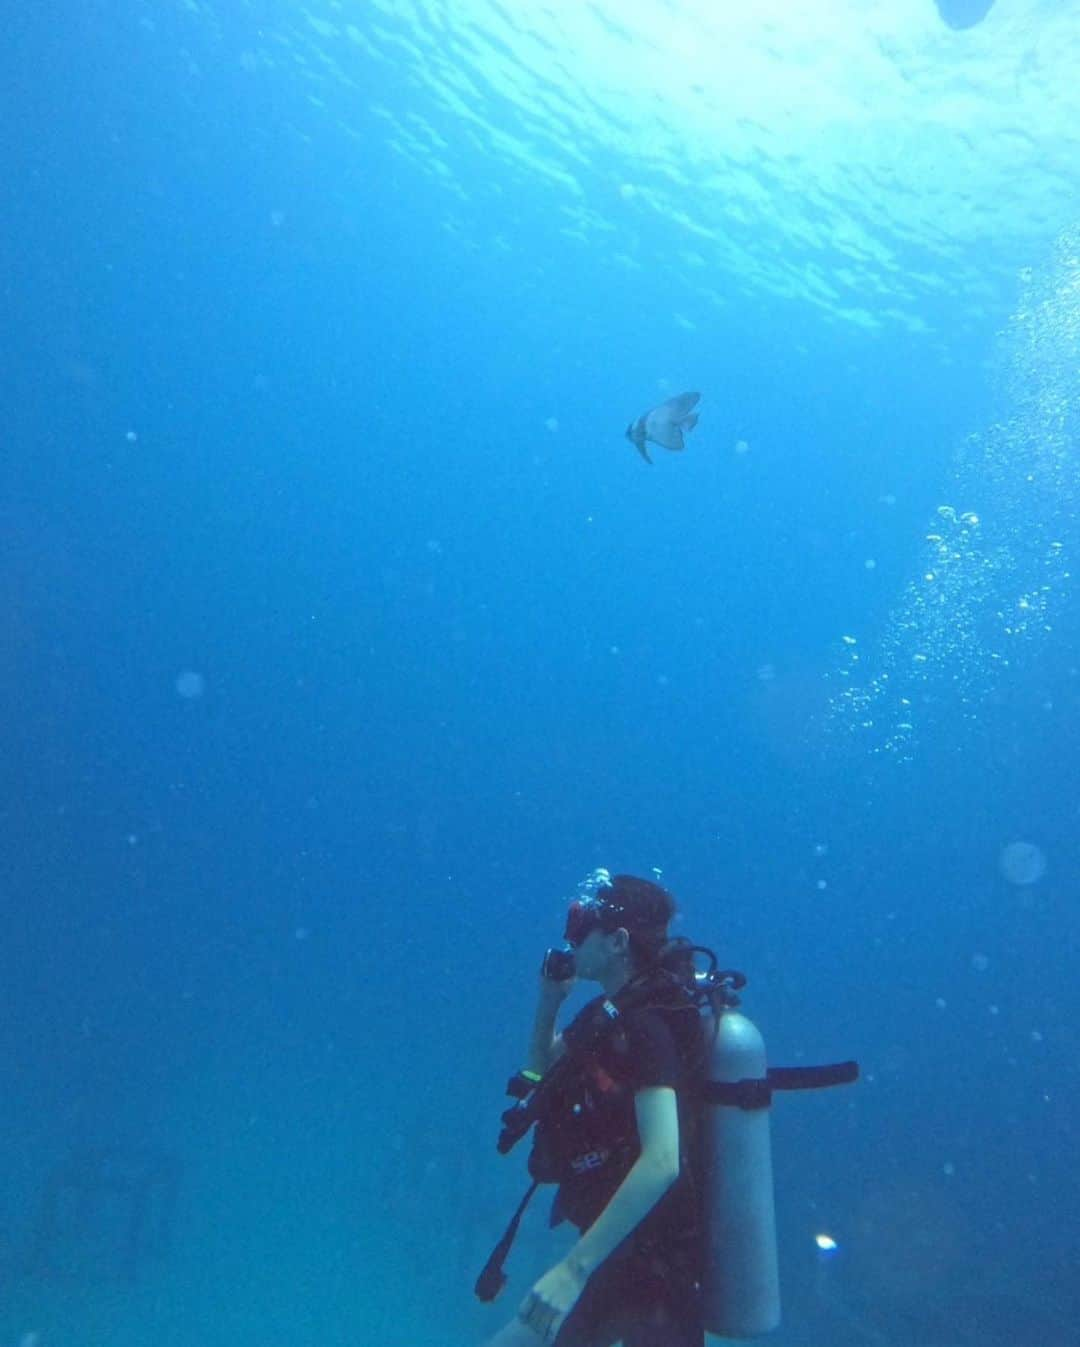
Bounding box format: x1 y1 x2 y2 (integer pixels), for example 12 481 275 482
734 439 750 455
544 416 559 432
175 670 205 699
971 952 990 972
999 840 1046 885
814 1233 838 1254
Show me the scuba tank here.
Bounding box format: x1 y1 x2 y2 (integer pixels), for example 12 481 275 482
696 962 859 1338
699 974 780 1337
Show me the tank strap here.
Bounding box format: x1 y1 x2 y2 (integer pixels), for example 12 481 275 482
703 1059 859 1110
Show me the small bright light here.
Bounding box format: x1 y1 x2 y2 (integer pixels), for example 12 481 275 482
815 1233 838 1253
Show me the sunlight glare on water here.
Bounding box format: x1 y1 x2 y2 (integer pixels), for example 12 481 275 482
157 0 1080 339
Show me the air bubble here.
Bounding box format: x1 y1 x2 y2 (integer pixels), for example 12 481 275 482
827 230 1078 754
175 670 205 699
999 841 1046 885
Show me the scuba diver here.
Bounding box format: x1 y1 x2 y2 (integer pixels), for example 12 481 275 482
475 871 858 1346
479 873 710 1346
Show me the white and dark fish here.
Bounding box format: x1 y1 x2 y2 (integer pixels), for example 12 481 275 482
625 391 701 463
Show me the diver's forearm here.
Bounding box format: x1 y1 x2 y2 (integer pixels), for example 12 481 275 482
525 989 564 1075
567 1154 678 1278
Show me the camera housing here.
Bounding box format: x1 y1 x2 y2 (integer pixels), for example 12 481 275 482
541 946 576 982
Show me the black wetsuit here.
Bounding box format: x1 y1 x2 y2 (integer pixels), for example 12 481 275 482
536 995 705 1347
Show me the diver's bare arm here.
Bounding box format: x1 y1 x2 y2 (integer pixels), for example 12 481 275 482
525 981 569 1076
565 1086 680 1277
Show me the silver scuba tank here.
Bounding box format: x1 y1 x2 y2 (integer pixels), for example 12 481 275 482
699 995 781 1338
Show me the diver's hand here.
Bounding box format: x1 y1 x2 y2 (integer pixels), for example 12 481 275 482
538 971 575 1005
517 1258 589 1342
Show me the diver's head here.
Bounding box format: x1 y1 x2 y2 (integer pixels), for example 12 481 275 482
564 874 675 989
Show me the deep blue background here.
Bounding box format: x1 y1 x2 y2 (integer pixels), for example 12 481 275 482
1 4 1077 1345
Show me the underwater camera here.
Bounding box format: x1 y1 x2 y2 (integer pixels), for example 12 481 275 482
540 946 575 981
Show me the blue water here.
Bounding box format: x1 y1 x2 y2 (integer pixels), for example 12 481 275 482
2 2 1078 1344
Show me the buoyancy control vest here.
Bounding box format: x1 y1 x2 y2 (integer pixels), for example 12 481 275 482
526 977 701 1198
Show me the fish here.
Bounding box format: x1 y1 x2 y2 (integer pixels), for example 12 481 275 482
625 391 701 464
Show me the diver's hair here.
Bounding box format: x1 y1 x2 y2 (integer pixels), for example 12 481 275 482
601 874 676 970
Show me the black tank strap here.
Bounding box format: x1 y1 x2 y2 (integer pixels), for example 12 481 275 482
703 1060 859 1110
